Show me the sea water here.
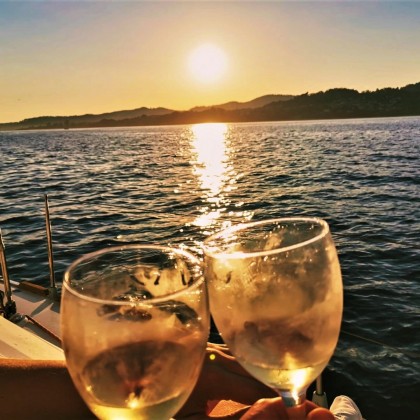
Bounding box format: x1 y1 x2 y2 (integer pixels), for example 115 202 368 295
1 117 419 419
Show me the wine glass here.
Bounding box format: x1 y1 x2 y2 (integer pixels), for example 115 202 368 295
61 245 209 420
203 218 343 418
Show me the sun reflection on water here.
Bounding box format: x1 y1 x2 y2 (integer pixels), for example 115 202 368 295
189 123 234 231
191 123 230 196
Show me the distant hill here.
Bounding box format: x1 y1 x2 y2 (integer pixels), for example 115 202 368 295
84 82 420 127
250 82 420 121
0 106 173 131
1 82 419 131
79 107 173 122
190 94 294 112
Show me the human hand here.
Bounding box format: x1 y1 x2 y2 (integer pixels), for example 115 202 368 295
239 397 334 420
176 343 334 420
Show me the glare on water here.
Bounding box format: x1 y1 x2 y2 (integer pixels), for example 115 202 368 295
189 123 251 231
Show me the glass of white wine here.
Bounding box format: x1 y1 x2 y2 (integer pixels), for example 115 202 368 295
61 244 209 420
203 218 343 419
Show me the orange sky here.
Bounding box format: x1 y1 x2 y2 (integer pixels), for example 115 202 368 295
1 2 419 123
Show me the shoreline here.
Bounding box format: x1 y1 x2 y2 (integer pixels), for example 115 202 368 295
1 113 420 133
2 82 419 131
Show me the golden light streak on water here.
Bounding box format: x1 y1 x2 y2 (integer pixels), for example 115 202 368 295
191 123 230 196
190 123 234 230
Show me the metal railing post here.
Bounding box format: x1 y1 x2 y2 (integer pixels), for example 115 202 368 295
44 194 60 300
0 228 17 318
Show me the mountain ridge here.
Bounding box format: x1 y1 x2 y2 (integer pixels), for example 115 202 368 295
190 94 294 112
0 95 292 129
1 82 419 131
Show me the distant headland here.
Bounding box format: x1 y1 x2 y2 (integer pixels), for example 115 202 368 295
1 82 419 131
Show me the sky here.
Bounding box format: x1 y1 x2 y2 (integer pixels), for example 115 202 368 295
1 1 420 123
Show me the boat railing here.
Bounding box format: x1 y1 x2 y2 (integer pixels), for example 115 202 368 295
0 194 61 320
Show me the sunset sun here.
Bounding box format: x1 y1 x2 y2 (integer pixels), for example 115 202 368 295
188 43 228 83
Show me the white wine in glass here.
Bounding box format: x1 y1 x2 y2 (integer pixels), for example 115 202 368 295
61 245 209 420
203 218 343 417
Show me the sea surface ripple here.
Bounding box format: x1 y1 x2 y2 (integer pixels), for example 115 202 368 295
1 117 419 419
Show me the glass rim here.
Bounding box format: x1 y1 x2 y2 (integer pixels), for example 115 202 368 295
202 217 330 259
62 244 205 306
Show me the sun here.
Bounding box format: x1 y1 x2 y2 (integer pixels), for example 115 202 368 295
188 43 228 83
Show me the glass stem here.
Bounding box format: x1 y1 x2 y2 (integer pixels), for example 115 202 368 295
279 390 307 420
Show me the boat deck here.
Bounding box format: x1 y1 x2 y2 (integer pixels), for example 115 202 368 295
0 283 63 359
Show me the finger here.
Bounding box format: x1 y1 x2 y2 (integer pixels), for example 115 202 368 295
240 397 287 419
307 407 335 420
304 400 319 414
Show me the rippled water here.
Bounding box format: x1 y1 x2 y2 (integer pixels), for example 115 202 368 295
1 117 419 419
